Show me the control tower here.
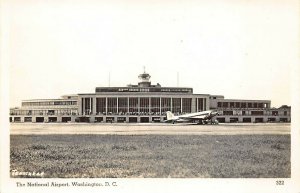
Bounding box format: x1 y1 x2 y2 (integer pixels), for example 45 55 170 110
138 67 151 87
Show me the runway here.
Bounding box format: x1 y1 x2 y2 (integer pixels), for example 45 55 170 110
10 123 290 135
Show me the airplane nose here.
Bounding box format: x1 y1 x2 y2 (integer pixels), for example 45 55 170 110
211 112 218 116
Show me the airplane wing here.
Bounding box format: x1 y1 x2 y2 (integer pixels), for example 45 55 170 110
178 114 208 120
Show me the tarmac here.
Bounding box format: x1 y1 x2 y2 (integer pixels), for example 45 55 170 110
10 123 290 135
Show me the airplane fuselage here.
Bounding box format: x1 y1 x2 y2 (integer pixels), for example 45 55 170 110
166 110 219 125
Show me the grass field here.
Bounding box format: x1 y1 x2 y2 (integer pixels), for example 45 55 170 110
10 134 290 178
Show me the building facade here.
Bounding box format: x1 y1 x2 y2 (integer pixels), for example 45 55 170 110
209 96 290 123
9 71 291 123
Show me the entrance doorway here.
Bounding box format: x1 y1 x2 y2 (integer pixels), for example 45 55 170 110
129 117 137 123
48 117 57 122
140 117 149 123
62 117 71 122
36 117 44 123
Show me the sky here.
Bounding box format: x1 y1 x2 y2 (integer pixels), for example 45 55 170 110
6 0 298 108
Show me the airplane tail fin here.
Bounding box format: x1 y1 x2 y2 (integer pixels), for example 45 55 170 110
166 111 175 120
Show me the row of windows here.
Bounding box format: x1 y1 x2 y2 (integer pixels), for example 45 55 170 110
10 116 290 123
10 110 288 116
97 88 193 93
217 102 268 108
10 109 78 116
82 97 206 115
160 88 192 93
221 110 288 116
22 101 77 106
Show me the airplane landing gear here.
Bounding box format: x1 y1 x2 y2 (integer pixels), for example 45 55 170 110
211 119 219 125
196 120 204 125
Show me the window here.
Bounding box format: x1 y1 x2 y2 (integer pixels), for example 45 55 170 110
118 98 128 114
107 98 117 113
83 98 92 115
129 98 138 113
182 98 192 113
223 102 228 108
241 103 246 108
251 111 263 115
96 98 106 114
198 98 204 111
24 117 32 122
140 98 149 113
172 98 181 113
223 111 233 115
150 98 160 113
161 98 171 113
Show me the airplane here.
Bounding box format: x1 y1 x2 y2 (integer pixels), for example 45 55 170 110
165 110 219 124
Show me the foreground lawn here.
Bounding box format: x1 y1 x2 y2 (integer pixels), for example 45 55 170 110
10 134 290 178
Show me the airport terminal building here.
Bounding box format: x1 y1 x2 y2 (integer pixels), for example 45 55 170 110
9 71 291 123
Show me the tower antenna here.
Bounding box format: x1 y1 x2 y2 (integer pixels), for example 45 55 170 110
177 72 179 87
108 71 111 87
